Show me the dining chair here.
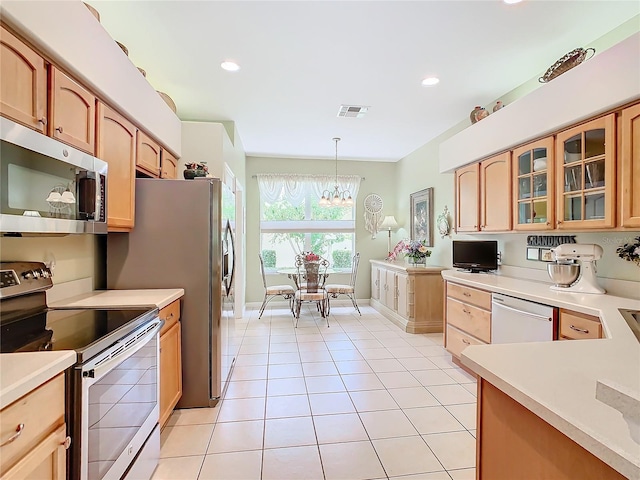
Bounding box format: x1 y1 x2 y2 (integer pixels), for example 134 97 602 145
258 253 295 319
292 254 330 327
325 252 361 316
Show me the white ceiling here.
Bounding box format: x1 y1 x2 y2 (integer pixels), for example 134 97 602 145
91 1 639 162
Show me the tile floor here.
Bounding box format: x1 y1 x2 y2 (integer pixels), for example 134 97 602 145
153 303 478 480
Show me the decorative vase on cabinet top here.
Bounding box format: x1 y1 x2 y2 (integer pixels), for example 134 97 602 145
470 106 489 124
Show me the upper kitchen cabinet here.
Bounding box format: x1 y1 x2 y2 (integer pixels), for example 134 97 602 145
96 102 136 231
555 114 615 229
620 102 640 228
49 66 95 154
0 25 47 133
512 137 555 230
455 163 480 232
480 152 512 232
136 130 161 177
161 150 178 179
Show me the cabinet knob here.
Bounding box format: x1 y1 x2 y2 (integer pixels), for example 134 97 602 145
462 339 471 345
38 117 47 125
62 436 72 450
55 126 63 133
546 222 550 226
164 312 174 322
1 424 24 447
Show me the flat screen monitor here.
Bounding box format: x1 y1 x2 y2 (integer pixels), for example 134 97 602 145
452 240 498 272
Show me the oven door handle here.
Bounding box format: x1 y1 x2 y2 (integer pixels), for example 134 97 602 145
81 318 163 380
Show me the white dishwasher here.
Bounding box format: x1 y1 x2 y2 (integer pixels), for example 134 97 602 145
491 293 557 343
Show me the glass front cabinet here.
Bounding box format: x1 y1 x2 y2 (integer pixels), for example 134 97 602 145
555 114 616 229
512 137 555 230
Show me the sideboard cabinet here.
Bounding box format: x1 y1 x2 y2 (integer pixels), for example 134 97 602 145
369 260 444 334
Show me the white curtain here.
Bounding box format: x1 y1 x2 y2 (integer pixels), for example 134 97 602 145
257 173 360 202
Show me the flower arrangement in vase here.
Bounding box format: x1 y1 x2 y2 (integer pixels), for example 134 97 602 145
304 252 320 262
404 239 431 265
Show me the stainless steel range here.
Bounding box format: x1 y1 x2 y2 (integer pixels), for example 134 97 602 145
0 262 162 480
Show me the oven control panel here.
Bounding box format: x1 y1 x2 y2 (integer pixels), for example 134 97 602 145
0 262 53 299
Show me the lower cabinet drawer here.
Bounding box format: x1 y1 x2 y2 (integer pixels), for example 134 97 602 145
559 309 602 340
0 374 65 475
446 297 491 343
446 325 487 358
160 299 181 335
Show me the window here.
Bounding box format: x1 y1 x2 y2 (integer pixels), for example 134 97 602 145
257 173 360 271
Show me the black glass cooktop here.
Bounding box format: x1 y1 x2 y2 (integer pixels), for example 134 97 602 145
0 307 157 362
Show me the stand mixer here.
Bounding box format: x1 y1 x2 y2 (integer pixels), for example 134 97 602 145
550 243 606 294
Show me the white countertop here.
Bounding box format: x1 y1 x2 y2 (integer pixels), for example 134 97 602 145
49 288 184 310
1 289 184 411
441 270 640 479
0 351 76 409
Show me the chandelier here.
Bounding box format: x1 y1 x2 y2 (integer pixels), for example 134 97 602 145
319 137 353 207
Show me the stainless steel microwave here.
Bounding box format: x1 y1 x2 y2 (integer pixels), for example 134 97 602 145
0 117 107 234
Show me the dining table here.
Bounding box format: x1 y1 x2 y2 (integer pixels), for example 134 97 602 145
277 267 336 289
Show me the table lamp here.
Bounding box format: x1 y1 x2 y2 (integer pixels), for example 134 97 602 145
379 215 399 256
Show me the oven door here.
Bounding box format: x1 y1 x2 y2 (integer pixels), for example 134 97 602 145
73 318 162 480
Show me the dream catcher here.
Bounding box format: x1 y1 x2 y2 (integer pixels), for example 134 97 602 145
363 193 383 238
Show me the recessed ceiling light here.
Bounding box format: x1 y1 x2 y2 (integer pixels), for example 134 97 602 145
221 61 240 72
503 0 523 4
421 77 440 87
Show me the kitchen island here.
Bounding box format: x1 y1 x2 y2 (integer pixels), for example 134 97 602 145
441 270 640 479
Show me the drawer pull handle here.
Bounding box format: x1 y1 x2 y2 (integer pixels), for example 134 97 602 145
1 424 25 447
462 339 471 345
38 117 47 125
62 436 72 450
463 292 471 297
165 312 174 321
55 126 63 133
569 325 589 334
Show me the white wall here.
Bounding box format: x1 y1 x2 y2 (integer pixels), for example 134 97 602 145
245 156 397 303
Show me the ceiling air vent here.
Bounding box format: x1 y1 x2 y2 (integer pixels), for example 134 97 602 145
337 105 369 118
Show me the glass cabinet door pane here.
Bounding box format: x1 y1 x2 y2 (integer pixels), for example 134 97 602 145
518 152 532 175
564 195 582 221
519 177 531 199
585 159 605 189
532 200 547 224
585 129 605 159
518 202 531 224
564 133 582 164
584 193 605 220
532 148 548 172
533 174 547 197
564 165 582 192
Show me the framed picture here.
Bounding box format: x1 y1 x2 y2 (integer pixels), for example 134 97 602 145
539 248 554 262
410 187 434 246
527 247 539 261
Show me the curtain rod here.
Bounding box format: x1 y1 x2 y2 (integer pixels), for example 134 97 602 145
251 174 365 180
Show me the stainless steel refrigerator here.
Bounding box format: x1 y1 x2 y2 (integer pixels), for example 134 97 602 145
107 177 236 408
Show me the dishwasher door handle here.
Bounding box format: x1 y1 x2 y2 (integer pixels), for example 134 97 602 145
492 302 552 322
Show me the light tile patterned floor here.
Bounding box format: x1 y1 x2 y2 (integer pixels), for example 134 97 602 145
154 303 477 480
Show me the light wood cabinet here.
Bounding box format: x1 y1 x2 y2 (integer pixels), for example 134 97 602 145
444 281 491 358
480 152 512 231
0 25 47 133
161 150 179 179
136 130 161 177
477 379 625 480
512 137 555 230
371 264 380 301
558 309 602 340
159 299 182 428
381 269 396 311
455 152 511 233
49 66 95 153
620 102 640 228
370 261 444 334
0 374 68 480
455 163 479 232
96 102 136 231
555 114 616 229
